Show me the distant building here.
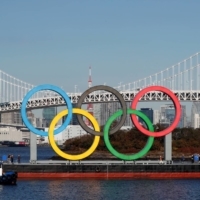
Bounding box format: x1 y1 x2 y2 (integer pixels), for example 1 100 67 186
193 113 200 129
0 112 23 124
160 104 186 128
44 125 88 145
123 102 133 126
26 111 45 128
139 108 153 125
0 127 30 142
62 104 79 125
179 105 186 128
165 107 175 124
0 125 46 144
42 107 57 127
191 102 200 128
36 118 43 127
153 110 160 125
27 111 35 126
93 103 101 125
70 104 79 125
159 119 170 128
99 102 133 127
100 102 119 126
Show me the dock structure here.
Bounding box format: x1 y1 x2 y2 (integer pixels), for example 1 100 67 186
29 132 173 165
2 132 200 179
3 162 200 179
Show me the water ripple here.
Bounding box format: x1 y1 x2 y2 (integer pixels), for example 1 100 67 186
0 179 200 200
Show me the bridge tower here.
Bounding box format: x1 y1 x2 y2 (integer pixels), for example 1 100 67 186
85 66 93 126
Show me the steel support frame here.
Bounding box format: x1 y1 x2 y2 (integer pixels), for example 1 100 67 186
30 133 173 164
30 132 37 164
164 132 172 163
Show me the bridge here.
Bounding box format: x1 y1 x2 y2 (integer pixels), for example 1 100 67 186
0 52 199 112
0 90 200 112
0 52 199 110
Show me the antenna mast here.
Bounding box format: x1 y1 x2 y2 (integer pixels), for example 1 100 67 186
86 66 94 126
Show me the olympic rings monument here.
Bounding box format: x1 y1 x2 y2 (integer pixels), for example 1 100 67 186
21 84 181 165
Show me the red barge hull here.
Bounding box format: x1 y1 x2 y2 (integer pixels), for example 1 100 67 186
4 163 200 179
18 172 200 179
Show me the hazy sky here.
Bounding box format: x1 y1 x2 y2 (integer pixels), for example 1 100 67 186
1 1 200 94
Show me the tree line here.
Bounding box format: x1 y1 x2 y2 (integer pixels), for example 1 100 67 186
63 125 200 155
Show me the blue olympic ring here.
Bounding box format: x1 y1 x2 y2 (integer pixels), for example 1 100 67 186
21 84 73 137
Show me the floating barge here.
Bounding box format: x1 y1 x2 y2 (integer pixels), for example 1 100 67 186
3 160 200 179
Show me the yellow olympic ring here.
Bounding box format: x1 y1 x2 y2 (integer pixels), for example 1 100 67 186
48 108 100 160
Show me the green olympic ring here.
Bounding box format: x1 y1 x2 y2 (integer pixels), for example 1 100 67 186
104 109 154 160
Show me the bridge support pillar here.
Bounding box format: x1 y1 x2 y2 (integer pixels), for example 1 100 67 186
30 132 37 164
164 132 172 163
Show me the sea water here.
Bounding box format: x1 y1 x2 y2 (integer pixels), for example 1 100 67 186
0 179 200 200
0 146 200 200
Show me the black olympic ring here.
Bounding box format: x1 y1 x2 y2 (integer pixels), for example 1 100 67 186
76 85 127 136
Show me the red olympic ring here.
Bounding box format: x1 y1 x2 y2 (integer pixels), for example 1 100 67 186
131 86 181 137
